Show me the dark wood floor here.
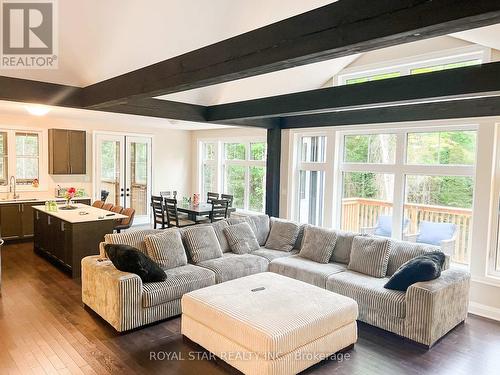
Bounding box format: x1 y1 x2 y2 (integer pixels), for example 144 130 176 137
1 242 499 375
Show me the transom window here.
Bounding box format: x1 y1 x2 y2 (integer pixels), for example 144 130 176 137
338 47 487 86
199 139 267 213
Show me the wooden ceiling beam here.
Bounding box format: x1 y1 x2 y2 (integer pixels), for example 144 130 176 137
0 76 82 107
206 62 500 121
82 0 500 109
281 96 500 129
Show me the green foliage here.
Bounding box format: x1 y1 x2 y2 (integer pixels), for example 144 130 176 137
225 143 246 160
344 131 476 208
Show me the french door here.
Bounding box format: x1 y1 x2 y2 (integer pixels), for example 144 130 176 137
95 133 152 225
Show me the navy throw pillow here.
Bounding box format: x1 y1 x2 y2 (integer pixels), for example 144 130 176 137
384 251 445 292
105 243 166 283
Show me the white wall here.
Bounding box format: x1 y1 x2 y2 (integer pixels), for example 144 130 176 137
0 106 193 201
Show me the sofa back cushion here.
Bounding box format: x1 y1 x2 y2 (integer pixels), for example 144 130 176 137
224 222 260 254
348 236 391 278
330 230 357 264
248 215 270 246
104 229 162 254
386 239 441 276
144 229 187 270
265 218 300 252
183 226 223 264
211 220 231 252
299 225 338 263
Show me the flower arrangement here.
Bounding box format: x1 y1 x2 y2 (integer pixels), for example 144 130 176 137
65 187 76 207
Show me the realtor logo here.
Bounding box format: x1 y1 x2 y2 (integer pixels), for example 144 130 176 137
1 0 58 69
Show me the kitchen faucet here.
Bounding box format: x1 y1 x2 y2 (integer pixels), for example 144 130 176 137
9 176 19 200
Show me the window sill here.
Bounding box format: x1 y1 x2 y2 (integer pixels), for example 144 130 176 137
471 275 500 288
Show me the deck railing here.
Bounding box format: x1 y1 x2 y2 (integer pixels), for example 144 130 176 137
341 198 472 264
100 180 148 215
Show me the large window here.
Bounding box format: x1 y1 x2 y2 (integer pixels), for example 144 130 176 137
339 128 476 265
338 47 486 86
199 139 266 213
295 135 327 226
0 130 41 188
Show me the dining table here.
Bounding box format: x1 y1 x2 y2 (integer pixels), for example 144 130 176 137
177 202 236 221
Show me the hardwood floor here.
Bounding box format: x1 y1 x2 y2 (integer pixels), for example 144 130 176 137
1 241 499 375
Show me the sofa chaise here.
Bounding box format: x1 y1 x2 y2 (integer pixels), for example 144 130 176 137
81 215 470 347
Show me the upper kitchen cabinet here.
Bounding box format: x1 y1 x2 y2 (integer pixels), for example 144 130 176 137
48 129 87 174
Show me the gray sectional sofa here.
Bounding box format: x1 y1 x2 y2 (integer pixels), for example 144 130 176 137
81 215 470 347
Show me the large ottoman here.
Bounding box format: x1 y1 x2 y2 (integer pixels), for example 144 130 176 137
181 272 358 375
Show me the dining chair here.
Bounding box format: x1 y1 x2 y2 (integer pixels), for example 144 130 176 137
151 195 166 229
101 190 110 202
221 194 234 207
92 200 105 209
207 192 219 203
164 198 196 228
102 203 114 211
115 208 136 233
111 206 124 214
210 199 229 223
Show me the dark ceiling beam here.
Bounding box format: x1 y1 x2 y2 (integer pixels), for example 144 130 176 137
206 62 500 121
0 76 82 107
281 96 500 129
81 0 500 109
99 98 207 122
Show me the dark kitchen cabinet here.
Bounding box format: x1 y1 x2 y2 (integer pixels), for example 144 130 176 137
1 199 90 242
0 204 23 239
34 208 114 278
48 129 87 174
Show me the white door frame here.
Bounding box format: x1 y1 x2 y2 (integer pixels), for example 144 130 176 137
93 131 153 225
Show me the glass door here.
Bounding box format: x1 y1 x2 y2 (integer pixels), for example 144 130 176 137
125 136 151 224
95 133 152 225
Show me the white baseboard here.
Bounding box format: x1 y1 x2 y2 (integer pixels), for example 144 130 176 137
469 302 500 321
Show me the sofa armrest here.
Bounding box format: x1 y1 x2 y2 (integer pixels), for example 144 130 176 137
405 269 470 346
81 256 143 332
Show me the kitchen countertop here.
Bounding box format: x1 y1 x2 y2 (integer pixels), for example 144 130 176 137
32 203 127 224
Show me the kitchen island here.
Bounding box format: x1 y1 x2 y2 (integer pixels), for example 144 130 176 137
33 204 127 278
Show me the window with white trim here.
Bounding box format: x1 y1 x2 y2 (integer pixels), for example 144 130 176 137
338 128 477 265
294 135 327 226
0 130 41 188
199 139 267 213
338 47 487 86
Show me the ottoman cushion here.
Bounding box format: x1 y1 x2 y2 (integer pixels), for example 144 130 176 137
182 272 358 358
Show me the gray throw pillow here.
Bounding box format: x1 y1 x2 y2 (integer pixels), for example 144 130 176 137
348 236 391 278
144 229 187 270
299 225 338 263
183 226 223 264
224 222 260 254
330 230 358 264
265 218 300 252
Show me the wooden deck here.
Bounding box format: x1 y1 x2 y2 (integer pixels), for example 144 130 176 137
0 241 499 375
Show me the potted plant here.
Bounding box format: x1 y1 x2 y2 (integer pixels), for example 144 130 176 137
64 187 77 209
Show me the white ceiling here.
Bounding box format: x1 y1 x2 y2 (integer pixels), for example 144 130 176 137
0 0 334 86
